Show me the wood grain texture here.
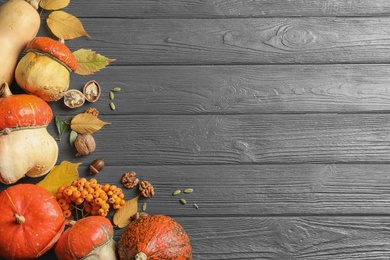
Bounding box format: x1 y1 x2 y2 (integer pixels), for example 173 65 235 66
46 64 390 115
47 114 390 165
22 216 390 259
57 0 390 18
4 161 390 217
58 17 390 65
1 0 390 259
7 164 389 216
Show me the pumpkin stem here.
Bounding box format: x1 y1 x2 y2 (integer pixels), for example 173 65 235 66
135 252 147 260
0 83 13 98
24 0 40 10
14 214 26 224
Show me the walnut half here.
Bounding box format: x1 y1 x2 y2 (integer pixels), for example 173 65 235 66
121 171 139 189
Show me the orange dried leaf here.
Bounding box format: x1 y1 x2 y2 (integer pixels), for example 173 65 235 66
40 0 70 10
113 195 140 228
71 113 111 135
37 161 82 195
47 11 90 40
73 49 116 76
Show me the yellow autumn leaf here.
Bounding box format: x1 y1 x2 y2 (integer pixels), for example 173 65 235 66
73 49 116 76
71 113 111 135
113 195 140 228
47 11 90 40
40 0 70 10
37 161 82 195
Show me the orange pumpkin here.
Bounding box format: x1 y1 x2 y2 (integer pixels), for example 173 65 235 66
15 36 78 101
54 216 117 260
0 83 58 184
0 184 65 259
118 214 192 260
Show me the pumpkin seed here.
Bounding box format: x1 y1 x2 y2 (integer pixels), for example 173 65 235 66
193 203 199 209
172 190 181 196
142 202 147 211
183 188 193 194
179 198 187 205
109 102 116 110
111 87 122 92
109 91 115 100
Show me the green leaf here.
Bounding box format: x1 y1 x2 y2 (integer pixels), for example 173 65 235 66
70 130 78 146
73 49 115 76
55 116 72 141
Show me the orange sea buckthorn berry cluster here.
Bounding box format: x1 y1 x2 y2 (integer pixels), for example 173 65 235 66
56 177 126 217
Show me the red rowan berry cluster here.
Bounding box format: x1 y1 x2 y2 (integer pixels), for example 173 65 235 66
56 177 126 218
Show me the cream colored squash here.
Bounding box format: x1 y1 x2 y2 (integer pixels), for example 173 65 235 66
0 128 58 184
0 0 40 86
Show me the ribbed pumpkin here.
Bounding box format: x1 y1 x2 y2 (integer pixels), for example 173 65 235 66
0 184 65 259
117 214 192 260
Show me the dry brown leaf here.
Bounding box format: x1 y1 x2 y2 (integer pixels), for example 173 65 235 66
37 161 81 195
47 11 90 40
113 195 140 228
40 0 70 10
70 113 111 135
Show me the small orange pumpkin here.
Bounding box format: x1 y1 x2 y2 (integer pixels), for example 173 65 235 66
15 36 78 101
118 214 192 260
0 184 65 259
54 216 117 260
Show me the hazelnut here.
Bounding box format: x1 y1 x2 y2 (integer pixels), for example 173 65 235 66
89 158 104 174
74 134 96 156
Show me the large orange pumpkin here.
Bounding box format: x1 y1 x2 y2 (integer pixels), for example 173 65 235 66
118 214 192 260
0 184 65 259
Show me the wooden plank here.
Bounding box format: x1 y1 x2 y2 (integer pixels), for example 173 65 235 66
7 163 390 217
60 17 390 65
52 0 390 18
32 216 390 259
46 64 390 115
17 164 388 216
49 114 390 165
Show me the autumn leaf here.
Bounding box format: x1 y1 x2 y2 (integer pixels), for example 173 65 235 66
40 0 70 10
47 11 90 40
37 161 82 195
71 113 111 135
73 49 116 76
113 195 140 228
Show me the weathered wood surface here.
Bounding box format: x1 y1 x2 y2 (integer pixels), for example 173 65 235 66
49 65 390 114
1 0 390 259
61 17 390 65
65 0 390 18
47 114 390 164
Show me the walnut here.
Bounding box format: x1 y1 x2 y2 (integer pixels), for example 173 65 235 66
84 107 99 117
139 180 155 198
121 171 139 189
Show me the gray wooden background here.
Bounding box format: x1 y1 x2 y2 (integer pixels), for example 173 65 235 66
2 0 390 259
